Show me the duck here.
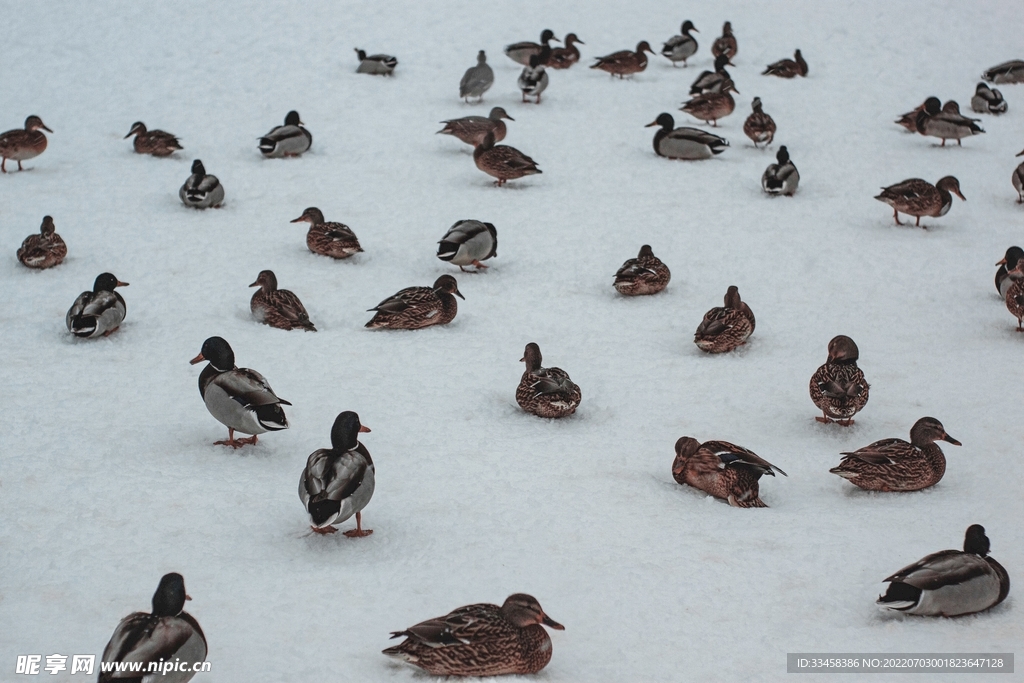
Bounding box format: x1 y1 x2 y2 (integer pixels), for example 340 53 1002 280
895 100 930 132
473 131 541 186
995 246 1024 298
258 110 312 158
383 594 564 676
982 59 1024 84
98 574 207 683
66 273 128 338
437 107 514 147
548 33 584 69
290 207 362 259
689 54 733 95
761 145 799 196
694 285 755 353
711 21 737 61
875 176 965 227
459 50 494 102
877 525 1010 617
646 113 729 160
763 49 807 78
680 78 738 126
179 159 224 209
518 52 550 104
504 29 559 66
249 270 316 331
299 411 374 537
672 437 787 508
915 98 984 146
437 219 497 271
1014 151 1024 203
517 343 581 418
354 48 397 75
17 215 66 269
743 97 776 147
366 275 464 329
829 417 960 492
1004 259 1024 330
809 335 869 425
661 21 698 67
0 115 52 172
124 121 182 157
590 41 655 78
189 336 290 448
613 244 671 295
971 83 1007 114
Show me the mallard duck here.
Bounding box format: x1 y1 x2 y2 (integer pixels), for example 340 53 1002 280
875 176 965 227
258 110 312 158
437 107 514 147
124 121 182 157
0 115 52 172
1014 151 1024 203
179 159 224 209
613 244 670 295
355 48 397 75
459 50 494 102
829 417 960 491
672 437 786 508
548 33 584 69
915 98 984 146
711 21 737 61
290 207 362 259
590 41 655 78
809 335 869 425
646 113 729 160
877 525 1010 617
1005 259 1024 330
680 78 738 125
517 342 581 418
661 21 698 67
694 285 755 353
366 275 464 329
98 574 207 683
66 273 128 338
763 49 807 78
189 336 290 448
689 54 733 95
249 270 316 331
17 215 66 269
474 131 541 186
761 145 799 196
437 219 497 271
982 59 1024 84
383 594 564 676
995 246 1024 298
299 411 374 536
504 29 559 66
743 97 776 147
895 100 930 132
518 53 550 103
971 83 1007 114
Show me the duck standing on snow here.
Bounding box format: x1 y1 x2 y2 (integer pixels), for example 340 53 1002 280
680 77 738 126
437 219 497 271
437 107 514 147
179 159 224 209
875 176 965 227
661 21 698 67
761 145 799 196
383 594 564 676
982 59 1024 84
914 98 984 146
829 417 960 492
189 336 290 448
590 41 655 78
1012 150 1024 203
877 525 1010 617
548 33 584 69
763 49 807 78
290 207 362 259
258 110 312 157
17 215 66 269
694 285 755 353
743 97 776 147
711 21 738 61
299 411 375 536
459 50 494 102
354 48 397 75
613 245 670 295
971 83 1007 114
1004 259 1024 330
517 342 581 418
672 437 787 508
98 574 207 683
124 121 182 157
689 54 733 95
504 29 559 65
474 131 541 186
518 53 549 103
646 113 728 160
995 246 1024 298
365 275 464 329
249 270 316 331
0 115 52 172
809 335 869 425
66 273 128 338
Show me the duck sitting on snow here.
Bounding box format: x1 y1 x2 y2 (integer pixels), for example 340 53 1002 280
689 54 733 95
761 145 799 196
249 270 316 331
437 219 497 271
672 437 787 508
971 83 1007 115
516 343 581 418
1014 151 1024 203
354 48 397 75
17 215 66 269
982 59 1024 84
474 131 541 186
646 113 728 160
809 335 869 425
875 176 965 227
258 110 312 157
763 49 807 78
694 285 754 353
179 159 224 209
1004 259 1024 330
299 411 374 537
66 272 128 338
613 245 670 295
366 275 464 329
124 121 182 157
290 207 362 259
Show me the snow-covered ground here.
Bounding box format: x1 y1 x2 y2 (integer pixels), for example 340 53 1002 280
2 1 1023 681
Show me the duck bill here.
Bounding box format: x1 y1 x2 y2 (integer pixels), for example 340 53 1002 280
123 131 134 139
248 280 260 287
644 120 659 128
541 614 565 630
185 594 192 601
942 433 962 446
116 281 130 287
359 425 371 433
41 124 54 133
997 258 1007 266
1017 149 1024 157
189 352 205 365
289 216 307 223
455 290 465 300
954 190 966 201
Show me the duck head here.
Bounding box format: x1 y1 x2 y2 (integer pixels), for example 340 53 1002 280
721 21 733 35
93 273 129 293
681 21 697 34
190 336 234 371
963 525 990 556
476 131 496 152
723 285 743 308
284 110 302 126
564 33 584 45
713 53 733 71
151 573 190 617
354 48 367 60
751 97 763 112
996 246 1024 268
330 410 371 452
25 115 52 133
40 215 55 236
936 176 965 201
922 97 942 115
638 244 654 258
826 335 859 363
488 106 514 122
124 121 147 138
645 113 675 131
673 436 701 468
291 207 325 224
776 146 790 165
190 159 207 176
476 49 487 63
636 41 654 54
909 417 961 448
521 342 543 371
539 29 559 44
249 270 278 292
500 594 564 630
433 274 465 299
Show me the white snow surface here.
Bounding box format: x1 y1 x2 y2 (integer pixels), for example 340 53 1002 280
2 1 1023 681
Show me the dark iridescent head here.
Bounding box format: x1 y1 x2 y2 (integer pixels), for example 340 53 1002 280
998 246 1024 270
500 594 564 630
40 215 55 235
284 110 301 126
433 274 465 299
330 410 370 452
826 335 859 363
249 270 278 291
125 121 147 138
191 159 206 176
776 146 790 165
714 53 731 71
963 525 990 556
540 29 558 44
93 272 128 292
354 48 367 60
975 82 989 94
151 573 189 617
190 336 235 371
923 97 942 115
291 207 326 225
25 116 52 133
681 20 697 34
645 112 675 131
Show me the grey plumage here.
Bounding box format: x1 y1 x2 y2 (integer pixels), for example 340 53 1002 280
761 146 799 196
518 56 549 103
66 273 128 338
179 159 224 208
970 83 1007 115
437 219 498 269
662 20 698 66
355 48 397 75
258 111 312 157
460 50 494 102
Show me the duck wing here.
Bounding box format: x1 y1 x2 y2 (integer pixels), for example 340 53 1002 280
216 368 290 408
528 366 577 396
839 438 912 465
390 604 510 646
702 440 787 476
883 550 992 589
99 613 195 680
369 286 436 314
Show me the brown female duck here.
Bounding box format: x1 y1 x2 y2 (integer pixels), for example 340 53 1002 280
590 41 655 78
763 50 807 78
809 335 869 425
895 100 930 132
249 270 316 331
875 176 965 227
17 215 66 269
743 97 776 147
672 437 787 508
124 122 182 157
438 107 514 147
711 21 737 61
613 245 671 295
548 33 584 69
473 131 541 186
383 594 564 676
680 78 738 126
0 115 52 172
694 285 755 353
517 343 581 418
1004 259 1024 330
830 417 961 492
366 275 463 329
290 207 362 259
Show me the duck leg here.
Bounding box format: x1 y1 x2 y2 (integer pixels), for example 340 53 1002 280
343 511 373 537
892 209 903 225
471 259 489 270
815 412 833 424
310 525 337 535
215 429 258 448
0 158 5 172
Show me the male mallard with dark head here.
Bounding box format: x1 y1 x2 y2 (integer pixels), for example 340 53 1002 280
0 115 52 172
438 106 514 147
517 343 581 418
590 41 655 78
291 207 362 259
549 33 584 69
672 437 786 508
505 29 559 65
258 110 312 158
680 78 738 126
249 270 316 331
124 121 182 157
646 113 728 160
518 52 550 103
694 285 754 353
613 245 670 295
711 21 737 61
995 246 1024 298
761 145 799 196
661 21 698 67
689 54 733 95
66 273 128 338
875 176 964 227
971 83 1007 115
366 275 464 329
299 411 374 537
473 131 541 186
437 219 497 271
809 335 869 425
914 98 984 146
179 159 224 209
763 49 807 78
460 50 494 102
982 59 1024 84
743 97 776 147
17 215 66 269
355 48 397 75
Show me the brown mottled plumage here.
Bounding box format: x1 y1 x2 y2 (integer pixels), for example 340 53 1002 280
711 21 737 61
437 107 513 147
694 285 755 353
672 437 787 508
680 78 738 126
1004 260 1024 330
809 335 869 425
763 49 807 78
366 275 463 329
0 115 52 172
895 100 929 132
473 131 541 186
613 245 671 295
548 33 584 69
830 417 961 492
289 207 362 259
383 594 564 676
124 122 182 157
590 41 655 77
743 97 776 147
875 176 965 227
17 215 66 269
249 270 316 331
516 343 581 418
